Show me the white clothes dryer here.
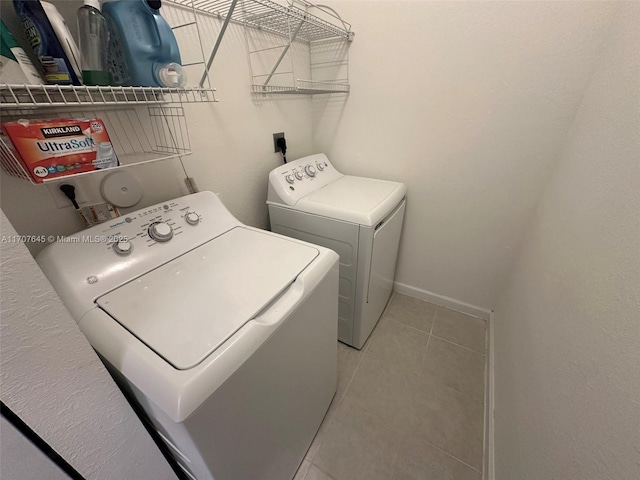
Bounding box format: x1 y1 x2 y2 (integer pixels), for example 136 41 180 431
267 153 407 349
37 191 339 480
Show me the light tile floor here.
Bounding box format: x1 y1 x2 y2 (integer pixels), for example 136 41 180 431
295 293 487 480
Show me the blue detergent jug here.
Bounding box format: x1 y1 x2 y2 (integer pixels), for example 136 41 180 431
102 0 185 87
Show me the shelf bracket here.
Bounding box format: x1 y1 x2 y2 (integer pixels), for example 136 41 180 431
262 18 304 87
199 0 240 88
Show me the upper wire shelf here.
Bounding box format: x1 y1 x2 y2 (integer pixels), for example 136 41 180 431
168 0 354 43
0 84 218 110
252 80 349 94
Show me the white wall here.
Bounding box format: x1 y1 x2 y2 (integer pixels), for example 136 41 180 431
492 3 640 479
0 0 315 256
174 2 317 229
313 0 620 309
2 1 624 311
0 210 177 480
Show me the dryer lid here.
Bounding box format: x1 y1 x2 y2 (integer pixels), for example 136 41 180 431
96 227 318 370
296 176 407 226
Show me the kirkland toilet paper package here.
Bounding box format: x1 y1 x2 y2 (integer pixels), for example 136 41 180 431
1 118 119 183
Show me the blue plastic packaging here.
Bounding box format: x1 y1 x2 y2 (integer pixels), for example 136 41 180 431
13 0 81 85
102 0 183 87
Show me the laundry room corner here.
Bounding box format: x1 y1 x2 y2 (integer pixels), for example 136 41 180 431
311 0 621 311
1 1 638 479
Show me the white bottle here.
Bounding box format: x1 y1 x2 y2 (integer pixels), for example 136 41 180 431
41 1 82 81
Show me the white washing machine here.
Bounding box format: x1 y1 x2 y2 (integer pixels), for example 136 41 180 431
267 153 407 349
36 191 339 480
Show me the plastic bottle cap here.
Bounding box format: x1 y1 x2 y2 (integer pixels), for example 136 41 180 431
84 0 101 11
155 62 187 88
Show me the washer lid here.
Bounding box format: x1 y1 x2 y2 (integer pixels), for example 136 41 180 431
96 227 318 370
296 176 407 226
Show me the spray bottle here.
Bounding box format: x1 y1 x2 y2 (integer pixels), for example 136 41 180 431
77 0 111 85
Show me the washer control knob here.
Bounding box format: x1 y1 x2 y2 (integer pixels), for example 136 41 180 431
113 240 132 255
294 170 304 180
285 174 295 184
185 212 200 225
316 162 325 171
304 165 317 177
148 222 173 242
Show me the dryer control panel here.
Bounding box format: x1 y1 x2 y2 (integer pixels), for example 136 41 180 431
267 153 343 206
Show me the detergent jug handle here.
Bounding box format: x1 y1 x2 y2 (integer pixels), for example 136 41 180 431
149 2 180 61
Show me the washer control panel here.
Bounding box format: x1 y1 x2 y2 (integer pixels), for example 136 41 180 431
44 194 228 263
268 153 343 206
103 201 204 254
36 192 242 313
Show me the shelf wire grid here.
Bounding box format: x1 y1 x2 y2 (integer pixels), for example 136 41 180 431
0 107 191 184
251 79 349 94
0 84 217 110
168 0 354 42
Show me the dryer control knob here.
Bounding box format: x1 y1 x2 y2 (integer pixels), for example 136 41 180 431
304 165 316 177
148 222 174 242
294 170 304 180
285 174 295 184
113 240 132 255
316 162 325 171
185 212 200 225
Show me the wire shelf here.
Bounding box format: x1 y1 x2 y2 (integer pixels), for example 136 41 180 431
251 79 349 94
0 107 191 185
167 0 354 43
0 84 218 110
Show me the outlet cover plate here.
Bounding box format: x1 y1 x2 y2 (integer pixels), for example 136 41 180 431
273 132 285 153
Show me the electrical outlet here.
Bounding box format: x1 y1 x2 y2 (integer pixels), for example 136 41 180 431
273 132 285 153
47 180 88 209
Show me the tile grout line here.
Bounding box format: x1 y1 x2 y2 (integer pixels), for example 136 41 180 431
341 343 368 400
304 463 338 480
425 309 487 405
425 440 484 474
395 296 483 477
386 294 438 480
386 317 434 336
433 378 486 407
420 304 439 371
430 332 487 356
427 307 487 407
426 309 487 407
314 294 486 479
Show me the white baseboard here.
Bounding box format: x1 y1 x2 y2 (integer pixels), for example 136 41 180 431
393 282 491 320
484 311 495 480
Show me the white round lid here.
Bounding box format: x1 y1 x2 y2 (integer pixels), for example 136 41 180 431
100 171 143 207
